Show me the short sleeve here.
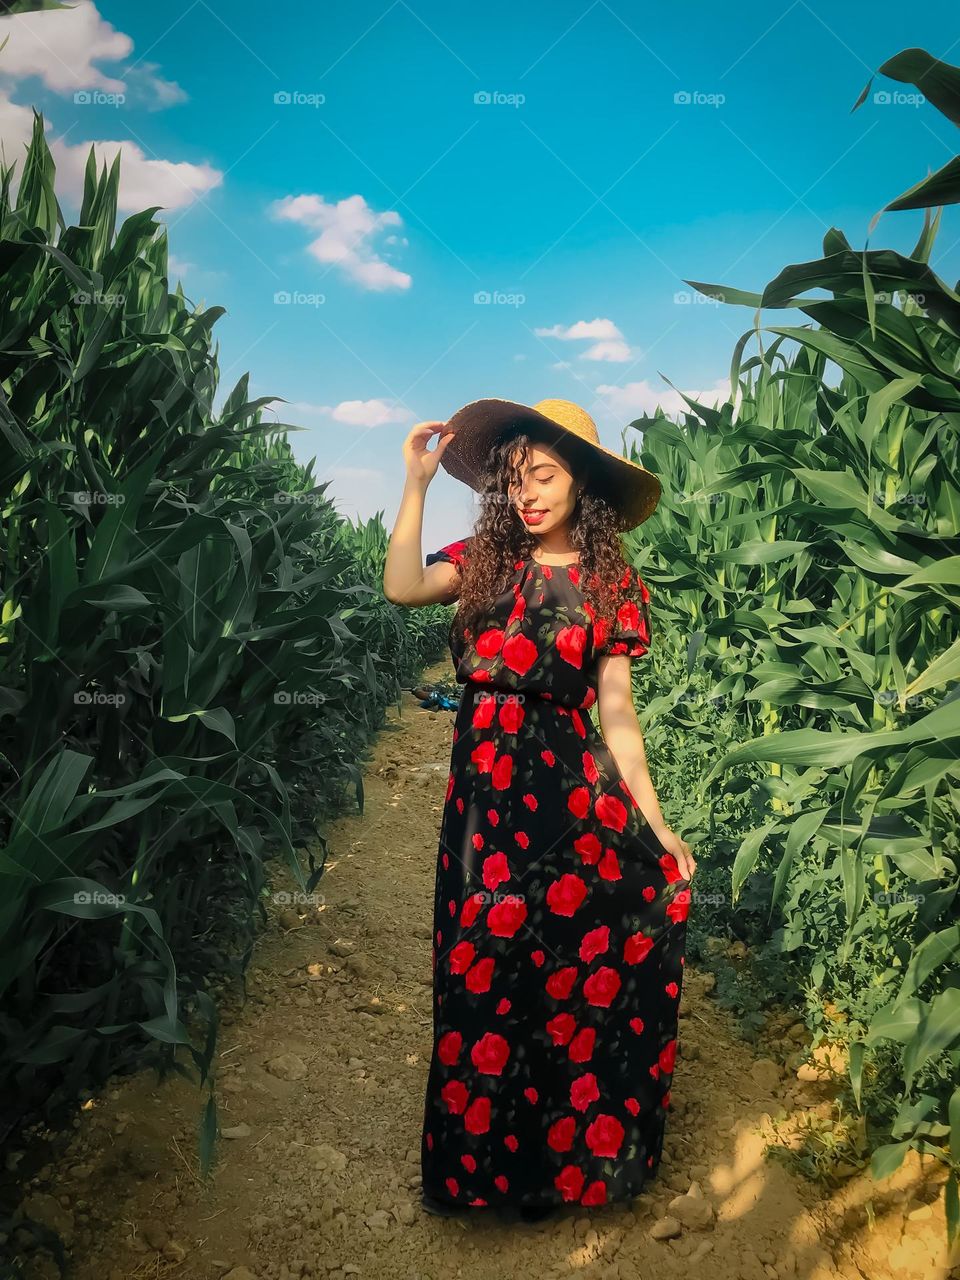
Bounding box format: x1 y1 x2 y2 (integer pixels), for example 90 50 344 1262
594 566 652 659
425 536 471 573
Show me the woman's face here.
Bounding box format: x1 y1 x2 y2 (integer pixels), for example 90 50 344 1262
506 442 579 535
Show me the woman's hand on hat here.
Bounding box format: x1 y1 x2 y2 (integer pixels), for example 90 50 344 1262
404 421 456 486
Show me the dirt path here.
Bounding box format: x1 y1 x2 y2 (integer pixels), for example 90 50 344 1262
12 660 957 1280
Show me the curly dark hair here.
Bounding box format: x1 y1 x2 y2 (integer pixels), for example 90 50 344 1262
453 425 636 642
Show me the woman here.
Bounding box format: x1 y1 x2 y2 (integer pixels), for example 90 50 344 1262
383 397 696 1225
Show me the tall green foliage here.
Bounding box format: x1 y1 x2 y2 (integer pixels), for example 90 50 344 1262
624 46 960 1241
0 117 448 1159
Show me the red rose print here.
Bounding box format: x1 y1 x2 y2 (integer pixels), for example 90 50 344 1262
629 1016 645 1035
570 709 587 738
583 966 621 1007
471 1031 510 1075
567 786 590 818
624 931 654 964
487 897 527 937
504 1134 519 1152
579 925 610 963
491 753 513 790
472 695 496 729
460 893 485 927
547 1116 577 1152
531 949 545 966
441 1080 469 1114
665 981 679 997
595 792 628 833
471 833 484 851
546 1012 576 1046
461 1154 477 1172
598 848 622 880
585 1113 625 1158
541 748 556 766
568 565 580 586
522 793 537 810
496 997 511 1014
556 1165 586 1201
582 752 599 784
660 853 684 883
471 741 495 773
524 1087 539 1104
547 873 588 917
465 1096 491 1133
574 833 602 865
446 774 455 802
570 1072 599 1111
482 851 510 891
581 1180 607 1206
501 632 539 676
515 830 530 848
556 624 588 669
475 628 505 658
438 1031 462 1065
569 1027 596 1063
546 966 578 999
498 697 525 732
659 1040 677 1074
642 884 657 902
445 1176 460 1196
488 808 500 825
465 957 495 992
625 1097 640 1116
667 888 690 923
449 941 476 973
494 1174 509 1193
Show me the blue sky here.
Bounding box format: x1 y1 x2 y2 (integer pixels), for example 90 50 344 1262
1 1 958 550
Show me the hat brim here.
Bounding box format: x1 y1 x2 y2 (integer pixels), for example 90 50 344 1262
438 397 661 530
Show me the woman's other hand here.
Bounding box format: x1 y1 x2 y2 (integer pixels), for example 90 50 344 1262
654 827 696 881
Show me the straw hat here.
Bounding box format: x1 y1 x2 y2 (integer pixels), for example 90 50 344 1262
437 397 661 530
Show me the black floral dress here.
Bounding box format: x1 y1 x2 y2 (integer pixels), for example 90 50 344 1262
420 538 690 1214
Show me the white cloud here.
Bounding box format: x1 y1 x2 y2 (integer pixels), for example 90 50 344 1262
286 398 416 427
596 377 731 419
535 317 633 362
0 1 186 104
0 4 218 212
269 193 412 291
